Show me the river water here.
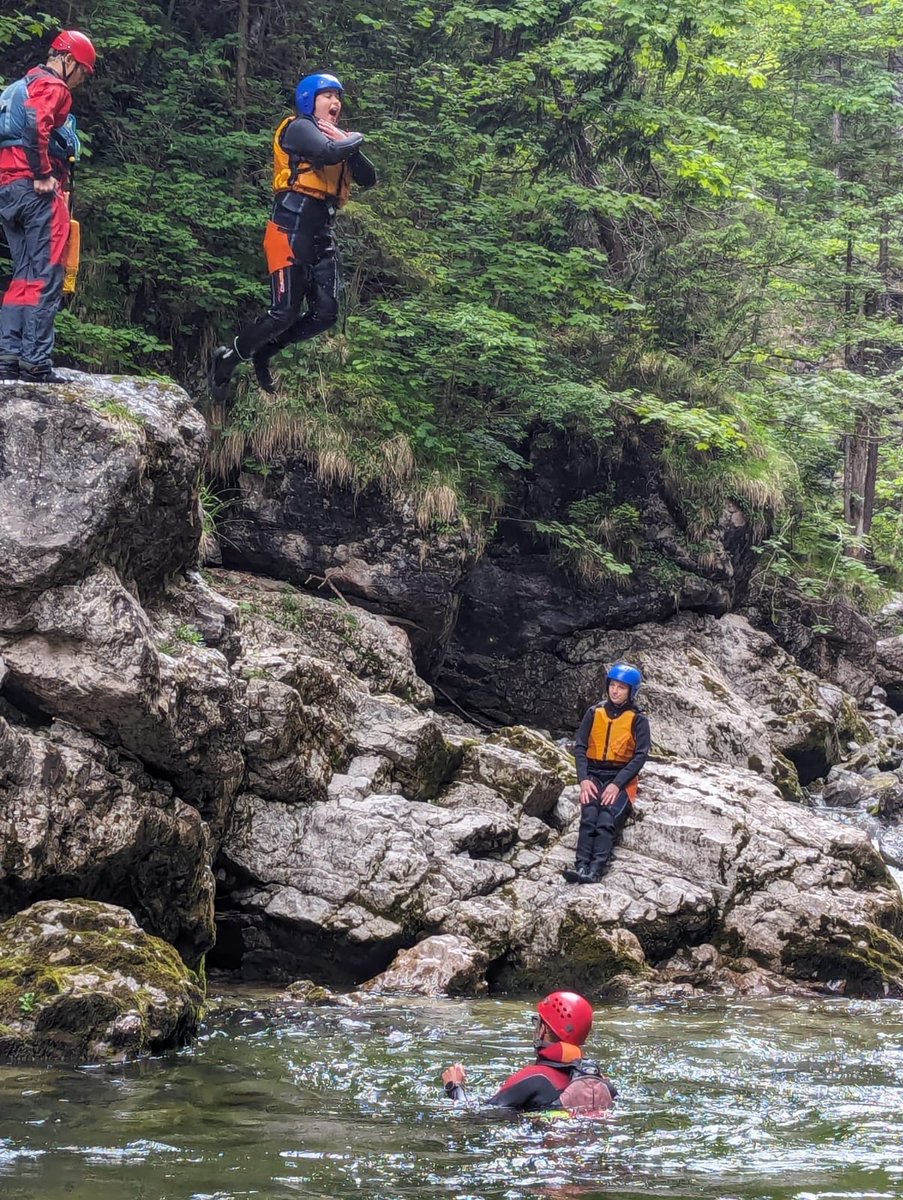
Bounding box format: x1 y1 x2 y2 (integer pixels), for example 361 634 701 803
1 991 901 1200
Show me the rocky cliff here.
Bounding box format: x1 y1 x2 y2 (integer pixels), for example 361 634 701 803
2 374 903 1063
214 422 876 719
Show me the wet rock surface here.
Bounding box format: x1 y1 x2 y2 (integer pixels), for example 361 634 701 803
0 900 204 1064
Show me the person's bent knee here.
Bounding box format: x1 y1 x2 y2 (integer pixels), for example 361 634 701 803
265 305 302 333
308 301 338 334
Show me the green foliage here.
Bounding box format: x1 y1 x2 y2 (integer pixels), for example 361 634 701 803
533 519 634 582
3 0 903 596
18 991 36 1016
174 623 204 646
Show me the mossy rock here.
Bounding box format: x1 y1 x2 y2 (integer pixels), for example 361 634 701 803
0 899 204 1064
782 921 903 997
487 725 578 785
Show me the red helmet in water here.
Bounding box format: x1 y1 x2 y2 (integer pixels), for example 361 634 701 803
51 31 97 74
536 991 593 1045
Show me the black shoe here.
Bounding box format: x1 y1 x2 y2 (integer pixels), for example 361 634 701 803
581 862 610 884
252 352 277 394
0 357 18 381
19 363 63 384
563 864 591 884
209 345 240 403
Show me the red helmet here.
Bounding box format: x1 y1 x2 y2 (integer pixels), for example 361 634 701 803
51 31 97 74
536 991 593 1045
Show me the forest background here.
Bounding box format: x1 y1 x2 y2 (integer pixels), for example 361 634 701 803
2 0 903 608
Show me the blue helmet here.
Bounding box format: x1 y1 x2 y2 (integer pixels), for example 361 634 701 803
606 661 642 701
295 72 343 116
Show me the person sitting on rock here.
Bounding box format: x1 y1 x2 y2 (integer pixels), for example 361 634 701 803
564 661 650 884
441 990 615 1114
209 71 376 402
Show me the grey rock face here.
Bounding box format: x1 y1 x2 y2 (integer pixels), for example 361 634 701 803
876 634 903 709
445 612 862 795
216 721 903 995
0 565 246 819
0 374 205 608
0 716 215 966
744 583 876 703
0 378 242 965
0 899 204 1064
210 569 433 707
218 468 478 670
4 372 901 1019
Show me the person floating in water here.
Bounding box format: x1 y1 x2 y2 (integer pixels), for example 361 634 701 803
441 991 615 1114
564 662 650 885
210 71 376 402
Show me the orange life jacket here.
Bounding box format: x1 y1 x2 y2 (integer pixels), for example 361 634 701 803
586 707 640 801
272 116 352 205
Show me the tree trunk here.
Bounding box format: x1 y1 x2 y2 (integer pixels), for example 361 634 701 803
843 413 879 542
236 0 250 127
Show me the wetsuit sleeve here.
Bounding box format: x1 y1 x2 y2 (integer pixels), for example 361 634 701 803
613 711 651 791
281 117 366 167
350 150 376 188
574 707 595 782
23 74 71 180
486 1074 563 1111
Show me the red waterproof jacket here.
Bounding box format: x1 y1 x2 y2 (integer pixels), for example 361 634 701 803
0 66 72 187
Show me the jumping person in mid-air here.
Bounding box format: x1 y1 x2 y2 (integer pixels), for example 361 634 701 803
210 71 376 401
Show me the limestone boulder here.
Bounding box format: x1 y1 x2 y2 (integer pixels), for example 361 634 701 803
241 659 356 804
360 935 488 996
462 760 903 996
210 568 433 706
453 741 565 819
327 755 394 801
445 608 869 797
744 582 877 702
631 761 903 992
0 716 215 967
351 694 459 800
214 792 515 981
0 900 204 1064
0 566 246 823
149 570 242 666
0 380 246 837
877 634 903 710
0 373 205 613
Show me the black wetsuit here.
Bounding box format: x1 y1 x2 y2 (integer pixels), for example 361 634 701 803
233 116 376 367
445 1054 616 1113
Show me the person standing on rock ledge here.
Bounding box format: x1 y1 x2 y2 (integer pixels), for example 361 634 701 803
0 30 95 384
564 662 650 884
209 71 376 402
442 991 616 1115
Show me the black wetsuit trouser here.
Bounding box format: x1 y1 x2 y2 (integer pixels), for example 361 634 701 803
575 777 632 870
233 192 340 363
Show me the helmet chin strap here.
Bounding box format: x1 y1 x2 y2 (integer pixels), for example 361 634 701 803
58 56 77 86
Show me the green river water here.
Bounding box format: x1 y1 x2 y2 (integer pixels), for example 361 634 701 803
1 991 901 1200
